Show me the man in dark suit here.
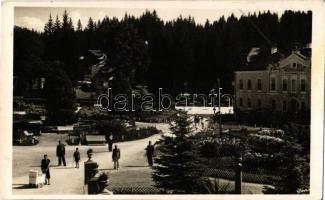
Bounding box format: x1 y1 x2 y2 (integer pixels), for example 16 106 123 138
145 141 154 167
41 154 51 185
112 145 121 170
73 147 80 168
56 140 66 166
107 133 113 152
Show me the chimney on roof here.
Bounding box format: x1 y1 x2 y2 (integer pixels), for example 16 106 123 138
247 47 260 63
271 47 277 54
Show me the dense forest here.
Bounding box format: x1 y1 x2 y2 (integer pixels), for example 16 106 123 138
14 10 312 96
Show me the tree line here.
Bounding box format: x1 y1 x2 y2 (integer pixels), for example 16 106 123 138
14 10 312 97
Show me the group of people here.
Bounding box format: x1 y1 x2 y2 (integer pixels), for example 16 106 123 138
40 140 81 185
40 139 155 185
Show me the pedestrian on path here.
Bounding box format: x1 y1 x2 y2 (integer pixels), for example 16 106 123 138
41 154 51 185
107 133 113 152
112 145 121 170
73 148 80 168
145 141 154 167
56 140 66 166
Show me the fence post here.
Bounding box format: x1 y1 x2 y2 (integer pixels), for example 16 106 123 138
235 157 242 194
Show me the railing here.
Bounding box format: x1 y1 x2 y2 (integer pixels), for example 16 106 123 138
107 186 160 194
205 168 280 185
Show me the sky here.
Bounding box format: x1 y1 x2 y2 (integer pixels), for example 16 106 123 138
14 7 285 32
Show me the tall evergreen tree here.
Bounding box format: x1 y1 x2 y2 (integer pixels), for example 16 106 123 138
43 61 76 125
76 19 83 31
54 15 61 32
44 14 54 35
68 17 74 31
153 111 205 193
62 10 69 32
86 17 94 31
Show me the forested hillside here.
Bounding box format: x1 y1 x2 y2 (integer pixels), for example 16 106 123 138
14 10 312 96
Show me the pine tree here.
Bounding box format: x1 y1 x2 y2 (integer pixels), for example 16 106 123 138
76 19 83 31
97 19 101 29
54 15 61 32
86 17 94 31
68 17 74 31
62 10 69 32
44 14 54 35
153 111 205 194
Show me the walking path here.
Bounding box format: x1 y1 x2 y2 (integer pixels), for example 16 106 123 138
12 122 169 195
12 119 266 195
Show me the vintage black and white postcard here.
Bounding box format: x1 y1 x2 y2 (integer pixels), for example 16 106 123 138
0 0 324 199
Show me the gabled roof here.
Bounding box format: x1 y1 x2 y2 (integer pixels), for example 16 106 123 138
88 49 104 57
236 48 311 72
237 52 283 71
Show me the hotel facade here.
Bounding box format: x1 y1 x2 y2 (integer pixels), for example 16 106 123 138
234 50 311 113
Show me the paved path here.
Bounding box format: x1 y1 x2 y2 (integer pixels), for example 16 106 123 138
12 122 170 195
12 119 267 195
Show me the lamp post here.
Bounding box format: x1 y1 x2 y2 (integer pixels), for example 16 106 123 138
218 78 222 136
221 94 232 114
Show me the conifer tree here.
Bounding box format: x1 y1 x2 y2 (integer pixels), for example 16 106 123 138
153 111 205 194
86 17 94 31
44 14 54 35
76 19 83 31
54 15 61 32
68 17 74 31
62 10 69 32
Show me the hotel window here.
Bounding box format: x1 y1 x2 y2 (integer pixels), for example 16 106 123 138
257 79 262 90
271 78 276 91
292 79 296 92
283 100 287 111
282 79 287 91
247 79 251 90
271 99 276 110
301 79 306 92
103 81 108 87
301 101 305 111
239 98 243 106
257 99 262 108
247 98 251 108
239 80 243 90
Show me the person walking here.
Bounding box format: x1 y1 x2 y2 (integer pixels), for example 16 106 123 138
41 154 51 185
201 117 205 129
73 148 80 168
107 133 113 152
112 145 121 170
56 140 66 166
145 141 154 167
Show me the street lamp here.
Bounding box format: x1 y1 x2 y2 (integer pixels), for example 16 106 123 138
221 94 232 113
218 87 223 136
217 78 222 136
218 87 223 114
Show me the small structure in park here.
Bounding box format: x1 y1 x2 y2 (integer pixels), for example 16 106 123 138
85 135 106 145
